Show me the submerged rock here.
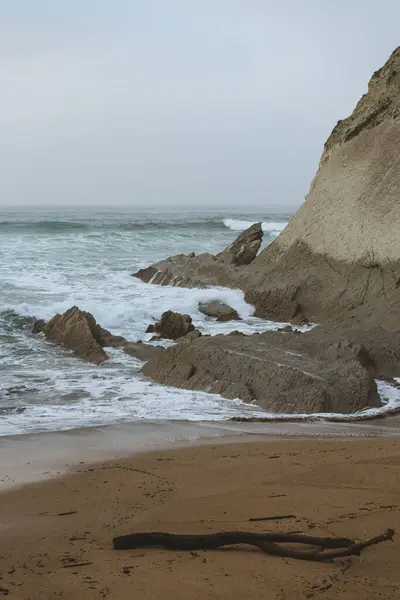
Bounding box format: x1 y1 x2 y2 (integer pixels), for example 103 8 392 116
32 319 46 334
198 301 239 322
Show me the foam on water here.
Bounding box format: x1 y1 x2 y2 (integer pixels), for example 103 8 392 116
0 207 399 437
223 218 288 235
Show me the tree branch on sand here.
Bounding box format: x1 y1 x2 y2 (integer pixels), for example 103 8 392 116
113 529 394 562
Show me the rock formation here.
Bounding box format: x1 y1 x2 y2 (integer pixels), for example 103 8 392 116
147 311 195 340
198 301 239 322
134 48 400 328
216 222 262 265
132 222 263 290
142 327 380 414
242 48 400 326
42 307 111 364
36 307 160 365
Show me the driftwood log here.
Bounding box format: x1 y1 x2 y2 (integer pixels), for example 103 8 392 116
113 529 394 562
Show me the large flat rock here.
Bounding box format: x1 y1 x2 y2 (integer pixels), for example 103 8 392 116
142 328 380 414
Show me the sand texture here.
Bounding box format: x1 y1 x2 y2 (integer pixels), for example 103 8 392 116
1 437 399 599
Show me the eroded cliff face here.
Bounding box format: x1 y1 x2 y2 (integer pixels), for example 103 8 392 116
243 47 400 326
270 47 400 265
135 48 400 328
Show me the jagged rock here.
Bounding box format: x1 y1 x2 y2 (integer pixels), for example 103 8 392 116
198 301 239 322
151 311 195 340
132 223 263 290
216 222 263 265
32 319 46 334
43 307 111 364
133 266 158 283
142 328 379 414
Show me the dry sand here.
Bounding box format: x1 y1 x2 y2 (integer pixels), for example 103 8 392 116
1 437 399 599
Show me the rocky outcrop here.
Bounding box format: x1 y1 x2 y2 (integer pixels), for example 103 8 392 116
142 327 380 414
216 222 262 265
43 307 111 364
132 223 263 290
39 307 160 365
198 301 239 322
124 341 164 362
147 311 195 340
133 49 400 329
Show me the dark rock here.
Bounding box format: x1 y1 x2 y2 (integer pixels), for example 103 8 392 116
43 307 111 364
32 319 46 334
198 300 239 322
153 311 195 340
279 325 294 333
146 324 156 333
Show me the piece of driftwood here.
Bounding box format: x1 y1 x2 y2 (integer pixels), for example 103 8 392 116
113 529 394 562
249 514 296 522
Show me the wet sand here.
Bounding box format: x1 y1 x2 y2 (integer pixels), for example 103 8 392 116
1 435 399 599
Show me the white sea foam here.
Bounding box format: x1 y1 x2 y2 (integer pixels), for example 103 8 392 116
223 218 288 235
0 208 399 437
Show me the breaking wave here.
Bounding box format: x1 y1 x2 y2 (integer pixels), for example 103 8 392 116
223 218 288 235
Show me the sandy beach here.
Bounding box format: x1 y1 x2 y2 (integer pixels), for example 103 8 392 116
1 435 399 599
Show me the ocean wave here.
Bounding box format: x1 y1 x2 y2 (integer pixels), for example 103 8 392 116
0 218 228 235
0 220 89 233
0 309 36 332
223 218 288 235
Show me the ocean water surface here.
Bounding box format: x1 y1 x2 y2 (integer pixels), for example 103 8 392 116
0 207 398 436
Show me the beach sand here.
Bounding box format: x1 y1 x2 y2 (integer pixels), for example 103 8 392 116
1 436 399 599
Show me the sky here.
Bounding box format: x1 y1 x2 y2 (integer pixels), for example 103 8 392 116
0 1 399 209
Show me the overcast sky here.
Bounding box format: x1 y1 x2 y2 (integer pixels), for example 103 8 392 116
0 1 398 209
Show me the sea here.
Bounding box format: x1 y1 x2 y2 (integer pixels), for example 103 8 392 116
0 206 399 437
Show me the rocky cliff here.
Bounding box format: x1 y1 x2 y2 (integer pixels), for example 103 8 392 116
135 48 400 328
244 47 400 326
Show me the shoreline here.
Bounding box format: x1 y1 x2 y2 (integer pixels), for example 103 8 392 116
1 417 400 491
1 436 399 599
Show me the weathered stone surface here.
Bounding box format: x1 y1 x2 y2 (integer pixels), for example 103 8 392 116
123 341 164 362
133 266 158 283
142 328 380 414
43 307 110 365
42 306 160 365
217 222 263 265
176 329 202 344
198 301 239 322
151 311 195 340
